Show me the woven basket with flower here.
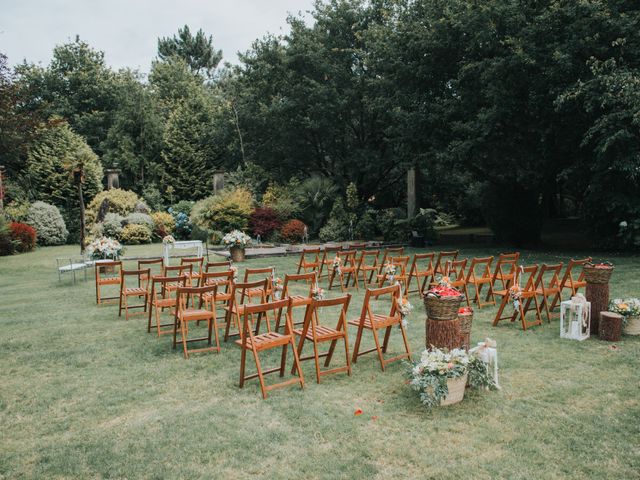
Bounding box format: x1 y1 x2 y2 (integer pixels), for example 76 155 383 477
424 277 464 321
609 298 640 336
583 262 614 284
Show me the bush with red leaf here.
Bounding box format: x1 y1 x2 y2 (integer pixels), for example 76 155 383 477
280 219 307 243
10 222 37 253
249 207 282 238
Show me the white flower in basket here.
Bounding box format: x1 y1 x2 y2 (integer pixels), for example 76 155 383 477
222 230 252 248
86 236 124 260
162 235 176 245
609 298 640 334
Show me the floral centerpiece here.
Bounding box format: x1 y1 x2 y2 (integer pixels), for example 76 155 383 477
230 266 239 283
424 276 464 321
609 298 640 335
312 284 325 301
406 347 496 408
222 230 252 262
86 236 123 260
332 256 342 276
396 296 413 327
162 235 176 245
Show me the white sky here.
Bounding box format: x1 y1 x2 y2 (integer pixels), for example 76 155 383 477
1 0 315 72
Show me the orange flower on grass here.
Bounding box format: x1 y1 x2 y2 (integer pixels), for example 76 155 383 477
354 408 363 416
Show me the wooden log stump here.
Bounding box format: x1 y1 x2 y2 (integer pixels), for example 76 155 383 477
585 283 609 335
599 311 622 342
426 317 461 351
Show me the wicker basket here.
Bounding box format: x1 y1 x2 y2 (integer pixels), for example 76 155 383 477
458 311 473 349
623 316 640 336
583 263 614 284
424 294 464 321
440 374 468 406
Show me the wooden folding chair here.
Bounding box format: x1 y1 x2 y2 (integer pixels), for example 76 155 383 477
205 260 232 273
224 279 269 342
118 269 150 320
181 256 204 286
433 250 459 282
485 253 519 301
296 247 321 275
199 270 234 328
465 256 495 308
527 263 563 323
376 255 410 294
348 283 412 371
237 298 304 399
549 257 591 311
137 258 164 289
147 275 187 336
407 253 435 298
493 265 542 330
294 294 352 383
328 250 359 292
274 271 317 331
318 245 343 280
378 247 405 275
349 242 367 250
94 260 122 304
172 285 220 359
355 249 380 288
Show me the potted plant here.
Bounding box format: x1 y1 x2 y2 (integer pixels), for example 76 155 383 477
222 230 252 263
609 298 640 336
406 347 496 408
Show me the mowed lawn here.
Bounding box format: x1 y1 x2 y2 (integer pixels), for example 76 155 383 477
1 244 639 479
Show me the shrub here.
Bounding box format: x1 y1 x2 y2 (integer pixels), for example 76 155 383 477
249 207 282 238
26 201 68 246
86 188 140 225
124 212 154 230
4 200 30 222
297 176 339 235
281 219 307 243
120 224 152 244
151 212 175 238
319 198 350 242
377 208 406 242
0 216 14 256
355 209 378 240
170 200 194 217
133 201 150 214
10 222 37 252
191 187 254 233
262 181 302 220
102 212 124 238
142 184 165 211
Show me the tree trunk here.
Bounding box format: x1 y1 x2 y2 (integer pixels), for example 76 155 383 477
599 311 622 342
78 182 86 255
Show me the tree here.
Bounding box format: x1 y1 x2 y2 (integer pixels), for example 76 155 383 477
158 25 222 78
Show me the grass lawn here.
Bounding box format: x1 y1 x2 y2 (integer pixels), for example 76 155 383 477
1 244 639 479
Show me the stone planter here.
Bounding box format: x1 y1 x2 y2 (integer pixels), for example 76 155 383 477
230 246 246 263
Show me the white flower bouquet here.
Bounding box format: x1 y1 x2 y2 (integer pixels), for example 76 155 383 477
86 236 124 260
222 230 252 248
162 235 176 245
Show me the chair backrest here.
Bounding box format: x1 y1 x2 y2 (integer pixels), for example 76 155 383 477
562 257 592 285
200 270 234 295
138 258 164 273
349 243 367 250
337 250 357 268
389 256 410 276
243 266 275 283
357 249 380 269
176 284 217 311
163 264 193 278
205 260 232 272
516 265 539 292
410 253 435 274
466 256 494 281
303 294 351 333
535 263 563 290
95 260 122 277
435 250 459 274
150 275 187 299
493 252 519 278
180 256 204 274
299 248 321 266
282 272 317 299
322 245 343 262
120 268 150 288
445 258 468 282
241 298 293 339
229 278 270 309
358 284 402 324
380 247 405 267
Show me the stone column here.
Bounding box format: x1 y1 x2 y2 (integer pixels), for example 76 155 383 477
213 169 225 195
407 167 416 218
105 169 120 190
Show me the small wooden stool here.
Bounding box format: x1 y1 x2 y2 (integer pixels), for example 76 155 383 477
599 311 622 342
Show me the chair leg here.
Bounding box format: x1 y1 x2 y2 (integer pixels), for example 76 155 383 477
312 338 321 383
181 320 189 359
279 343 288 377
289 336 305 387
371 327 386 371
252 348 268 399
399 322 412 360
239 344 247 388
351 327 364 364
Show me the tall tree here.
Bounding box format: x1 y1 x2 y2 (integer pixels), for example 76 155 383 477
158 25 223 78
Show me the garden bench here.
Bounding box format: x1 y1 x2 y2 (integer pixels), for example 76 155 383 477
56 257 93 283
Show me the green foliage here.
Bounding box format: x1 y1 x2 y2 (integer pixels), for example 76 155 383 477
319 198 350 242
124 212 154 231
158 25 222 78
297 176 339 236
26 201 68 246
345 182 360 213
224 163 272 198
120 223 152 244
354 209 378 240
86 188 140 225
0 215 14 256
4 200 30 223
102 213 124 239
142 184 165 212
262 180 301 221
191 187 254 233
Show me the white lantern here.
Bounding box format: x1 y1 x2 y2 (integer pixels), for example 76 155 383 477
470 339 500 390
560 297 591 341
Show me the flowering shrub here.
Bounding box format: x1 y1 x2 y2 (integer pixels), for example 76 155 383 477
249 207 282 238
162 235 176 245
124 212 154 231
86 188 140 224
191 188 254 233
86 237 123 260
151 212 175 238
120 224 152 244
102 213 124 239
406 348 495 409
10 222 37 252
222 230 252 248
280 219 307 243
26 201 68 246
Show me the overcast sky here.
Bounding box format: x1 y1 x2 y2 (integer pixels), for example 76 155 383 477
1 0 315 73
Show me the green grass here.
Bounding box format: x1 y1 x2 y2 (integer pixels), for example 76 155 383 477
1 244 639 479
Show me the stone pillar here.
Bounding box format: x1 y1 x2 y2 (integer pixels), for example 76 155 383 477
213 169 225 195
407 167 416 218
105 169 120 190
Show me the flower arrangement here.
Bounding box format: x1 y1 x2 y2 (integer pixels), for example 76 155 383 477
384 262 397 276
509 284 523 309
230 266 239 282
272 277 284 299
162 234 176 245
426 276 462 298
609 298 640 326
222 230 252 249
86 236 124 260
332 256 342 275
592 262 614 269
312 285 325 301
459 306 473 315
396 296 413 327
406 348 496 409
